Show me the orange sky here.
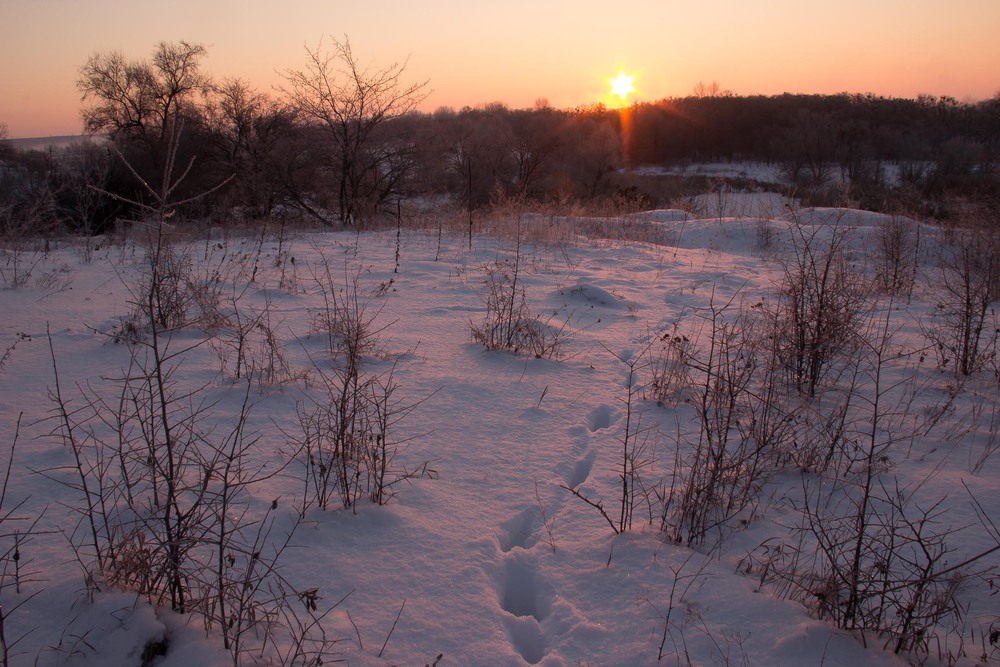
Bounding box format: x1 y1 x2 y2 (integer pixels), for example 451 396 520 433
1 0 998 138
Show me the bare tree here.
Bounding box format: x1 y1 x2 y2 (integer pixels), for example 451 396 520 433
281 36 429 226
692 80 732 98
775 110 838 189
0 150 58 285
77 41 210 151
508 109 561 199
59 140 112 241
439 108 515 236
203 79 297 219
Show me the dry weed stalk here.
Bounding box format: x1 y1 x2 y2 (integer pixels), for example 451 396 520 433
289 250 430 513
923 225 999 377
0 414 46 667
562 347 655 534
658 292 773 547
470 221 567 359
775 217 871 397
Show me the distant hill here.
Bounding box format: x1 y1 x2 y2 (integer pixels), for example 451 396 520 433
7 135 103 151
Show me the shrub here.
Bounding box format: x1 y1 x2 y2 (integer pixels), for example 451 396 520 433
470 231 566 359
924 226 999 376
774 218 871 396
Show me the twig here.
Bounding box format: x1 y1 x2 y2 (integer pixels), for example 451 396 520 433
346 609 363 649
378 599 406 658
559 483 619 534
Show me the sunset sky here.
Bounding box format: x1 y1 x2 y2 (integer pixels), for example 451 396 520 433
1 0 998 138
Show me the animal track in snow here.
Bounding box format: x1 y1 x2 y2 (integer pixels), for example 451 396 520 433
498 509 537 553
586 405 617 432
567 425 590 455
562 451 595 489
498 555 552 664
503 615 547 664
499 556 551 621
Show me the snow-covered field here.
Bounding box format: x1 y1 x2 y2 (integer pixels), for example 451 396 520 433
632 162 786 185
0 203 998 666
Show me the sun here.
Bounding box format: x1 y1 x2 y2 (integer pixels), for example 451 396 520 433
609 71 636 102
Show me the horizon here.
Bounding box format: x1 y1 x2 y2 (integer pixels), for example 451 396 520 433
2 0 998 139
4 85 994 144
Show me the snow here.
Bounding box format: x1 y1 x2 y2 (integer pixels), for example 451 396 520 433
632 162 786 185
0 207 997 666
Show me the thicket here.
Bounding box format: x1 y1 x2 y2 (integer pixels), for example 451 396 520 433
35 122 422 665
557 217 1000 662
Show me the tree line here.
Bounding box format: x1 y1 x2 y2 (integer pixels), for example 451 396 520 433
2 39 999 237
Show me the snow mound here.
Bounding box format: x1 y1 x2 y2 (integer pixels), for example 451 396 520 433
783 206 895 228
557 283 630 311
689 191 794 220
629 209 691 223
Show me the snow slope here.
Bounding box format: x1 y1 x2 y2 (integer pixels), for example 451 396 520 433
0 208 997 666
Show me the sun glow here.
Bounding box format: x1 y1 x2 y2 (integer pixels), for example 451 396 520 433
609 71 636 102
